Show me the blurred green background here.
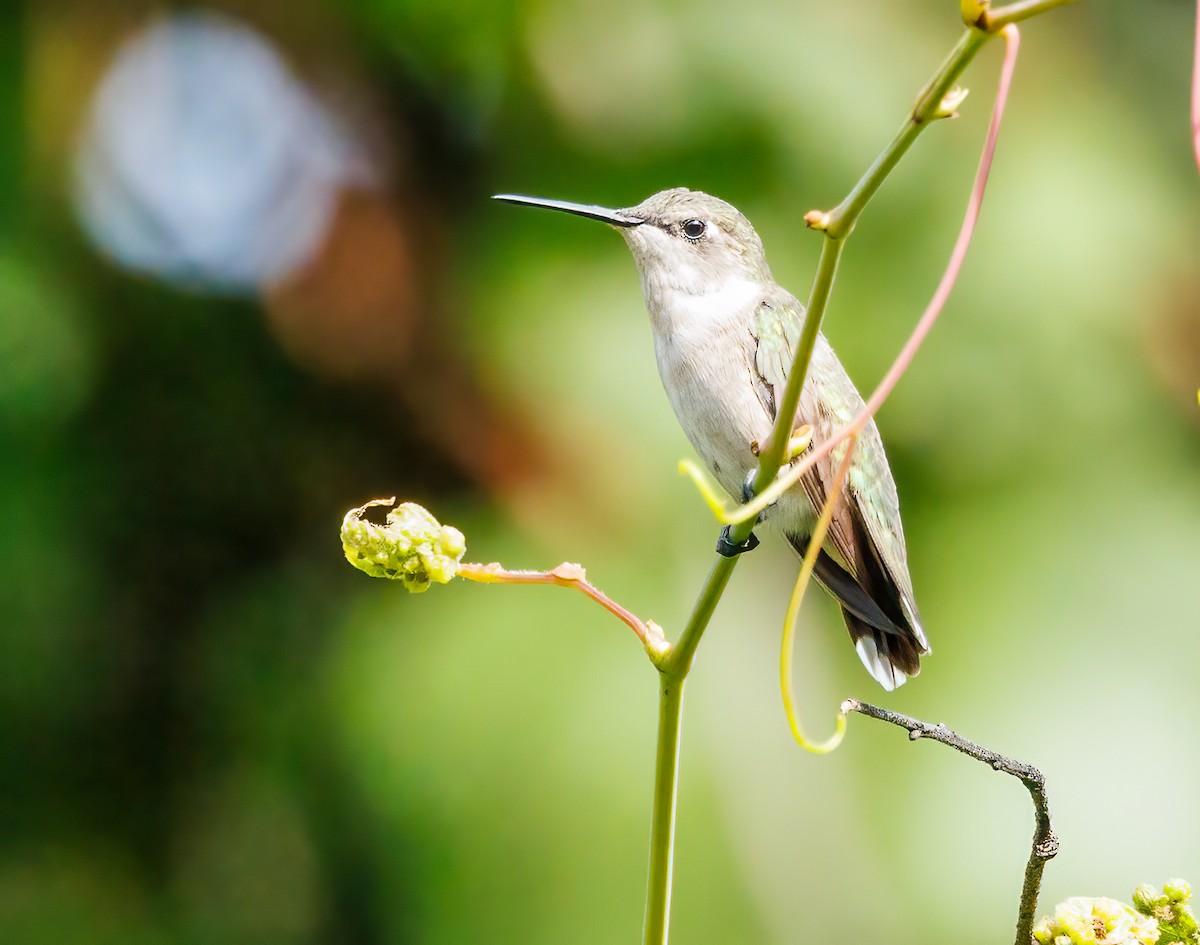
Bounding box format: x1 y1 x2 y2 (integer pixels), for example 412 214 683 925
2 0 1198 942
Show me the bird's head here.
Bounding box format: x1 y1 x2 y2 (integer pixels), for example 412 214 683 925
494 188 772 300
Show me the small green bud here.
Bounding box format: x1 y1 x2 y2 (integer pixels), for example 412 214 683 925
960 0 989 29
1163 880 1192 904
1130 879 1198 944
342 498 466 592
1132 884 1163 915
935 85 970 118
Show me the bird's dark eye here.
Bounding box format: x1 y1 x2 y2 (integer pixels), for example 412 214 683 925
681 219 706 240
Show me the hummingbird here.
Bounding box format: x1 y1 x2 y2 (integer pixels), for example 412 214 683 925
494 188 929 689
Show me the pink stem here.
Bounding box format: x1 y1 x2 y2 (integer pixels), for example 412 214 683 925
779 26 1021 487
862 25 1021 415
458 561 654 646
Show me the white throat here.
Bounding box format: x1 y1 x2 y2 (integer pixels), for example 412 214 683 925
642 268 762 337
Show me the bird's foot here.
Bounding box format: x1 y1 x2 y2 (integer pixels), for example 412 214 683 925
741 470 759 504
715 525 760 557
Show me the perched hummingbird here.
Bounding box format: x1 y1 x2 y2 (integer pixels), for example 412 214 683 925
494 188 929 689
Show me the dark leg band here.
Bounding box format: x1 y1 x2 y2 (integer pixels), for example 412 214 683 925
716 526 760 557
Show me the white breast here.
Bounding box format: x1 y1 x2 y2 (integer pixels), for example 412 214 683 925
646 278 771 495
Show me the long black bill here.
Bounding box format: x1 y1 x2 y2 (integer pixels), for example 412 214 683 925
492 194 643 228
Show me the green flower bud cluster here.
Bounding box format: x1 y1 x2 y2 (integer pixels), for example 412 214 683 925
1033 897 1158 945
342 498 466 592
1034 881 1196 945
1132 880 1198 945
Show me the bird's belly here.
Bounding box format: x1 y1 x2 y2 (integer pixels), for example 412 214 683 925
655 338 818 534
659 351 756 485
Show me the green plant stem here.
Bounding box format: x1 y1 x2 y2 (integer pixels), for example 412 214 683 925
752 236 844 477
985 0 1078 31
909 28 990 128
755 26 987 476
643 558 735 943
643 677 686 945
661 558 738 677
640 10 1064 943
641 27 994 945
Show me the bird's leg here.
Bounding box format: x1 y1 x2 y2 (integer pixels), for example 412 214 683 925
714 470 765 557
721 426 813 558
715 524 759 557
740 469 756 504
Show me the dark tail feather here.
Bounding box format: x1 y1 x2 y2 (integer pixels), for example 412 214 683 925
800 541 928 690
840 610 924 691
